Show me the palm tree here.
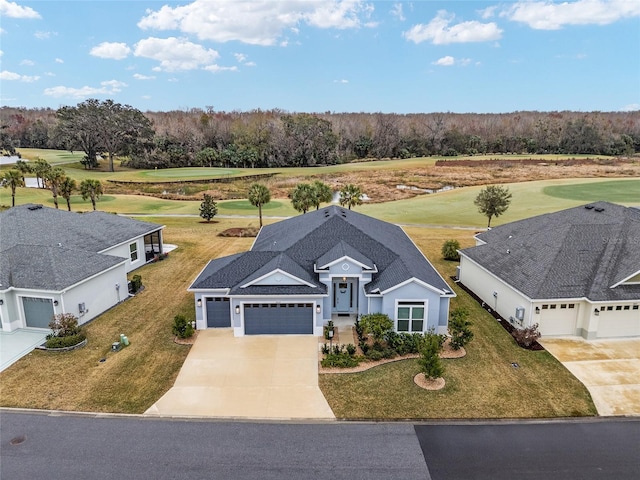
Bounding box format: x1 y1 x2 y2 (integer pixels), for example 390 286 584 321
339 184 363 210
80 179 103 211
14 159 32 183
247 183 271 227
59 177 77 211
32 157 52 189
311 180 333 210
44 167 67 209
289 183 315 214
1 169 25 207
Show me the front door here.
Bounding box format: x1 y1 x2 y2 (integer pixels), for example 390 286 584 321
332 279 356 314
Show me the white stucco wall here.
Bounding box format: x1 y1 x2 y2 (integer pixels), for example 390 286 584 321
102 237 146 273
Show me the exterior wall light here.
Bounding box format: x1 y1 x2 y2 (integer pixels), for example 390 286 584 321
53 300 59 306
535 307 540 314
594 308 600 316
316 305 321 314
197 299 202 308
235 305 241 314
0 299 3 305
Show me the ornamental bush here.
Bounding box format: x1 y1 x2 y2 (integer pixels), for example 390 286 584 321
359 313 393 342
441 239 461 261
449 307 474 350
172 314 195 339
418 332 444 380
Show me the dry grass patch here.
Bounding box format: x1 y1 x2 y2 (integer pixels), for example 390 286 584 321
0 217 253 414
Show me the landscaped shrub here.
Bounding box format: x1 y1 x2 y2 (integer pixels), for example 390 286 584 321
418 332 444 380
45 332 86 349
321 352 361 368
359 341 370 355
45 313 85 349
345 343 357 356
321 343 330 355
442 239 461 261
512 323 541 348
359 313 393 342
366 350 384 361
131 274 142 293
354 316 366 343
172 314 195 339
449 307 474 350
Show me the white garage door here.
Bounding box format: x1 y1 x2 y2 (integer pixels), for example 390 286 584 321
597 306 640 338
537 304 578 336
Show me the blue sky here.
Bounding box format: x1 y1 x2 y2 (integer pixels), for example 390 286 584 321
1 0 639 113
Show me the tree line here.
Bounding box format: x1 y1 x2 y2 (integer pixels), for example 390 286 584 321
1 102 639 171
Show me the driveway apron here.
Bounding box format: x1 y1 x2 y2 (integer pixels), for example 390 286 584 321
145 329 335 420
539 337 640 416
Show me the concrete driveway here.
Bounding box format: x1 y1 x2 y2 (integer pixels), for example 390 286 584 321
145 329 335 420
539 337 640 416
0 329 48 373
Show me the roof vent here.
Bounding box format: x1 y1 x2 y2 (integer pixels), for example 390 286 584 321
594 207 605 212
584 205 594 210
27 204 43 210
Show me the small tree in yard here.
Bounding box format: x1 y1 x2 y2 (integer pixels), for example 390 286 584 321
359 313 393 343
199 194 218 222
80 179 103 210
449 307 474 350
474 185 512 228
247 183 270 227
418 332 444 380
442 239 461 261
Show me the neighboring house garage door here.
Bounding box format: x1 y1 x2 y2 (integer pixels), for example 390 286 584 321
206 298 231 328
538 304 578 336
244 303 313 335
597 307 640 338
22 297 54 329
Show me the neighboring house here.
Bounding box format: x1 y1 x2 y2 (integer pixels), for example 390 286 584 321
189 205 455 336
458 201 640 339
0 204 164 332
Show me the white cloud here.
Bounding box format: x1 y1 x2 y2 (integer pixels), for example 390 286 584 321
133 73 155 80
502 0 640 30
432 56 473 67
479 6 497 19
34 31 55 40
134 37 219 71
620 103 640 111
90 42 131 60
0 50 3 56
390 3 405 21
234 53 248 63
20 59 34 66
404 10 502 45
433 56 455 66
138 0 375 46
203 65 238 73
44 80 127 99
0 70 39 82
0 0 40 18
333 79 349 83
55 58 64 64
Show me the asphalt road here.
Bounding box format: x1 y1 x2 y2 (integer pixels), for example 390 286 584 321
1 411 638 480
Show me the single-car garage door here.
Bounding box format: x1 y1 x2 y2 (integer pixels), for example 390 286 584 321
597 307 640 338
22 297 54 329
206 297 231 327
538 304 578 336
244 303 313 335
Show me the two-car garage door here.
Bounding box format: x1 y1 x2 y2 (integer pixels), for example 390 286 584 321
244 303 313 335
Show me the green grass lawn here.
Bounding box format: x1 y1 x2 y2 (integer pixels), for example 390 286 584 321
2 177 636 224
319 227 597 419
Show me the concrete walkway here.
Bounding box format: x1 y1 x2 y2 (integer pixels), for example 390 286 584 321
145 329 335 420
0 329 48 372
539 337 640 416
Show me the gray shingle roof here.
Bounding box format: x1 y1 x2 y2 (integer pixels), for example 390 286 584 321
190 205 452 296
1 204 162 253
0 245 125 291
0 204 163 291
460 201 640 301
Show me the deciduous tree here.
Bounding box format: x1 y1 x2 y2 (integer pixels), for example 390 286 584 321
474 185 512 228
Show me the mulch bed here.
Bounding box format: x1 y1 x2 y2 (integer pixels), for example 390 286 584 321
174 330 199 345
219 227 259 237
